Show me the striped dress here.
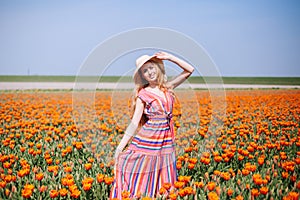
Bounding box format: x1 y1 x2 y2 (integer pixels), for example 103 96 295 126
110 88 177 199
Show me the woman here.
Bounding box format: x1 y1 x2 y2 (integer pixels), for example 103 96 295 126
110 51 194 199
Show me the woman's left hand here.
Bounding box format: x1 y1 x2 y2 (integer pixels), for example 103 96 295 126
154 51 174 61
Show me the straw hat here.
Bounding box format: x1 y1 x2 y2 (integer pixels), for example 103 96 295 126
133 55 165 85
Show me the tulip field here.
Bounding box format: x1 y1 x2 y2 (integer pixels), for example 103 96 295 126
0 89 299 199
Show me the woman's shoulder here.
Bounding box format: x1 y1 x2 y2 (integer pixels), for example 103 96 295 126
137 88 157 103
137 88 146 95
137 88 148 102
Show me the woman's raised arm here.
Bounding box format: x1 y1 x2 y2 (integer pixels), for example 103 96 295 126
154 51 195 89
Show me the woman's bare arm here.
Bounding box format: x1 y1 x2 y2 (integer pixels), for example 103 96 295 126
115 97 144 158
154 51 194 89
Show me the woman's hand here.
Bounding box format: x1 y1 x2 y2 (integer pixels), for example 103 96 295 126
113 147 122 174
154 51 175 61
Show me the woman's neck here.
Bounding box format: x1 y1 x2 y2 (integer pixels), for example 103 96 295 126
148 82 158 88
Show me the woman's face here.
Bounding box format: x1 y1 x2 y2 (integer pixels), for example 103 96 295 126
140 62 158 83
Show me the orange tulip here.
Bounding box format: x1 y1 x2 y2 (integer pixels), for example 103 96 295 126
22 188 33 198
70 189 81 198
260 187 268 195
59 188 68 197
194 181 204 188
162 182 172 190
39 185 47 193
82 162 91 170
104 177 114 185
227 188 234 196
174 181 185 189
82 183 92 191
207 182 216 191
169 193 177 200
251 188 260 197
35 173 44 181
97 174 104 183
0 181 6 188
49 189 59 198
207 191 219 200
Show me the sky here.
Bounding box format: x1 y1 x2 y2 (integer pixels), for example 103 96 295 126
0 0 300 77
